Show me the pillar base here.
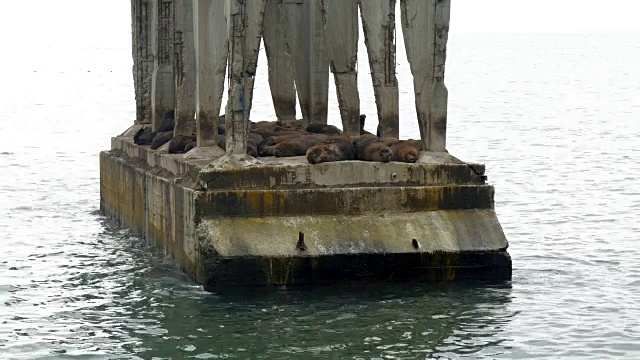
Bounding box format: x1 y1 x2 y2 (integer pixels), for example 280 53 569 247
100 129 511 289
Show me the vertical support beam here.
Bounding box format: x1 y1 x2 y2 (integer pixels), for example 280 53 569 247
151 0 176 130
284 0 329 125
241 0 268 119
359 0 399 139
263 0 296 121
131 0 153 124
224 0 251 156
401 0 450 152
321 0 360 136
174 0 196 136
194 0 227 147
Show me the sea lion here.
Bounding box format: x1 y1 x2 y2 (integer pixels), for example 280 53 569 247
359 114 373 136
150 131 173 150
184 141 197 152
248 132 264 145
134 128 156 145
261 134 328 157
258 133 304 155
168 135 196 154
305 123 342 136
354 134 392 162
306 135 356 164
157 110 175 132
215 134 259 157
382 139 420 163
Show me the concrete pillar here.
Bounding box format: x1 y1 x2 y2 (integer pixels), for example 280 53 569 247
284 0 329 125
321 0 360 136
174 0 196 137
400 0 450 152
241 0 268 119
193 0 227 147
224 0 266 156
151 0 176 131
131 0 153 124
359 0 399 139
263 0 296 121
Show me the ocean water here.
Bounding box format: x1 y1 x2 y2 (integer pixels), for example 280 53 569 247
1 1 640 359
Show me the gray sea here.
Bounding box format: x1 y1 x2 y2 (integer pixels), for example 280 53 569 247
1 1 639 359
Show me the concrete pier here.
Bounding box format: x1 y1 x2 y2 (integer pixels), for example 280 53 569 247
109 0 512 288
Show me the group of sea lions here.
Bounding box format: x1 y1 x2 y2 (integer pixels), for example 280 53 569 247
133 112 423 164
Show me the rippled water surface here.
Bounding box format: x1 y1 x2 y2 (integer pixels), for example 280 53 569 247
1 1 640 359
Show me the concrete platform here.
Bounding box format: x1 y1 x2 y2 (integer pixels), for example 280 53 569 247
100 130 511 289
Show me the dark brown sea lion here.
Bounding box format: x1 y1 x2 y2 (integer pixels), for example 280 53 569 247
258 133 304 155
184 141 197 152
261 134 328 157
247 139 259 157
248 132 264 145
359 114 373 135
353 134 392 162
134 128 156 145
168 135 197 154
382 139 420 163
156 110 175 132
305 123 342 136
306 135 355 164
151 131 173 150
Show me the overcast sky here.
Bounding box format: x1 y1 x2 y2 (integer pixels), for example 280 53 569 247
452 0 640 33
2 0 638 52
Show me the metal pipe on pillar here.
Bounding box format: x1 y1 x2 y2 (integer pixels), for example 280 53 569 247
321 0 360 136
358 0 399 139
400 0 451 152
193 0 227 148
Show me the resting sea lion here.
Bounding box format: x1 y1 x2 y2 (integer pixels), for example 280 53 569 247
305 123 342 136
381 138 420 163
157 110 175 132
134 128 156 145
184 141 197 152
261 134 328 157
151 131 173 150
168 135 196 154
306 135 355 164
258 133 304 155
354 134 392 162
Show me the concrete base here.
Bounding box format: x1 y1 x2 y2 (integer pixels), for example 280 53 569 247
100 129 511 289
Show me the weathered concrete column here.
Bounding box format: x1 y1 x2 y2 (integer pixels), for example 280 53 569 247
193 0 227 147
284 0 329 125
223 0 265 159
241 0 267 119
263 0 296 121
174 0 196 136
321 0 360 136
401 0 450 152
359 0 399 139
131 0 153 124
151 0 176 130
